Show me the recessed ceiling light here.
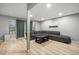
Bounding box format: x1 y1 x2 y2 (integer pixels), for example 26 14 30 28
58 12 63 16
46 3 52 8
41 18 45 20
30 14 32 17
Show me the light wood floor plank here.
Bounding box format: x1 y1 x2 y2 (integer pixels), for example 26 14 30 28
0 38 79 55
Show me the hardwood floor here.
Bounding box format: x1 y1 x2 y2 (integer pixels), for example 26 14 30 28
0 38 79 55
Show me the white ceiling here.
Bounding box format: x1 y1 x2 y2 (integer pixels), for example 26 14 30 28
27 3 37 10
0 3 36 19
30 3 79 21
0 3 79 21
0 3 27 19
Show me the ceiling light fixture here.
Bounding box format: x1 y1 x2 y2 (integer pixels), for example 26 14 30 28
46 3 52 8
41 18 45 20
58 12 63 16
30 14 33 17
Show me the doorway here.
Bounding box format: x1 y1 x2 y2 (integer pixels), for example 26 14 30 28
16 20 24 38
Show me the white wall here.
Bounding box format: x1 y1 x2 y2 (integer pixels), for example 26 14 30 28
32 21 40 31
0 16 17 40
40 14 79 41
0 16 16 35
40 19 59 31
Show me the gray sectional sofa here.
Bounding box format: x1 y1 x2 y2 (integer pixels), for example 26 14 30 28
31 31 71 44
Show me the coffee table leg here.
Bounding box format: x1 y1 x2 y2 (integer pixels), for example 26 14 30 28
35 36 48 44
35 37 42 44
38 38 42 44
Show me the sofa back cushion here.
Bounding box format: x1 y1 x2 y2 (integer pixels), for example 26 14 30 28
47 31 60 35
32 31 60 35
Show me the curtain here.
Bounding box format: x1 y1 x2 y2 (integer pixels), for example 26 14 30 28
16 20 24 38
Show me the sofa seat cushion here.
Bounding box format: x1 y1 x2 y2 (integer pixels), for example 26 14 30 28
49 35 71 44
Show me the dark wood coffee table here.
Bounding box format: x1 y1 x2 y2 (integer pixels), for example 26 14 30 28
35 35 48 44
